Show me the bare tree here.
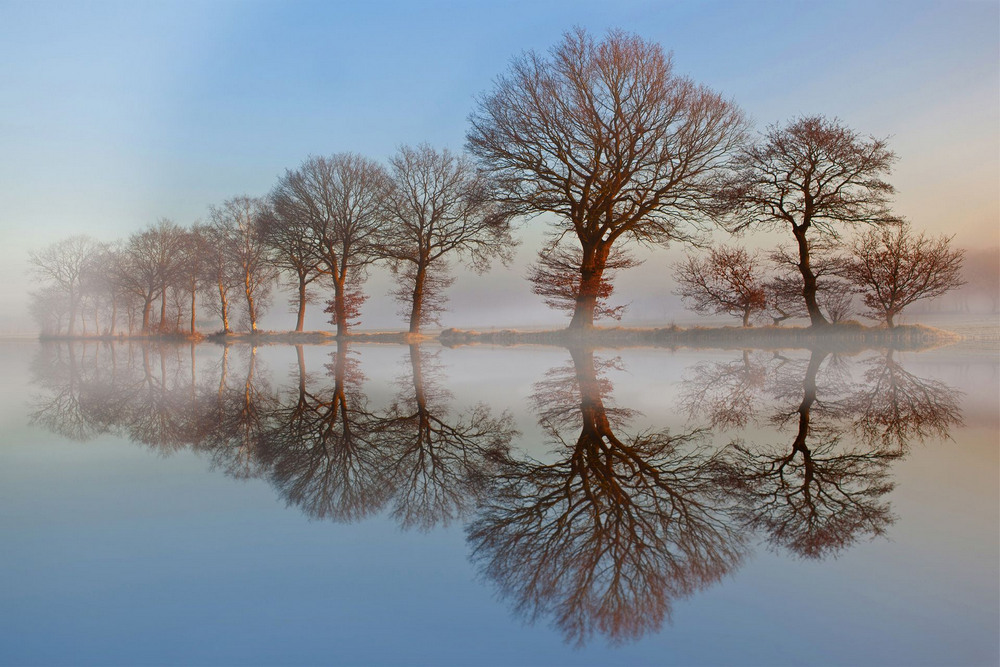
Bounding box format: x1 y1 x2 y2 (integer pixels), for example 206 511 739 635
197 222 238 334
258 199 323 332
674 245 767 327
271 154 389 337
29 235 103 335
150 219 188 331
113 220 187 333
841 223 964 327
29 286 71 335
717 116 902 327
378 145 515 334
468 28 747 330
766 241 854 325
178 228 205 335
209 196 277 333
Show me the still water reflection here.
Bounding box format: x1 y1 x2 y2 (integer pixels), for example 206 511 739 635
14 340 997 663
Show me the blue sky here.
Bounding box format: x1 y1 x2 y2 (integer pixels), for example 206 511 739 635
1 0 996 332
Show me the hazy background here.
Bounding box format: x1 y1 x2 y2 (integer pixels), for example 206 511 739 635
1 0 997 333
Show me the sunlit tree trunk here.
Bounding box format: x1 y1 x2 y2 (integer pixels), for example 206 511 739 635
568 245 609 331
217 281 231 334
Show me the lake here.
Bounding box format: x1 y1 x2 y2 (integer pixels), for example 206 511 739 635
1 333 997 666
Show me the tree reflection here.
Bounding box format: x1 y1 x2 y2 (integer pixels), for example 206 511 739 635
376 344 518 530
469 346 743 646
715 349 900 559
678 349 769 429
845 349 963 452
27 340 516 532
26 338 965 641
254 344 389 522
681 345 963 559
30 342 116 441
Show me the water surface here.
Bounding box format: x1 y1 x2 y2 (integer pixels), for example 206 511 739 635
1 337 997 666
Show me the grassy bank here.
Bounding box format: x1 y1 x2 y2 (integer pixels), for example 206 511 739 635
438 323 961 351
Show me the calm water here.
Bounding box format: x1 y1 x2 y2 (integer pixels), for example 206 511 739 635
1 336 997 666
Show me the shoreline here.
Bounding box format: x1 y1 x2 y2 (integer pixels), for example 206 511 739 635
31 322 963 352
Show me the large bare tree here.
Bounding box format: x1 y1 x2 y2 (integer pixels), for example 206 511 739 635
717 116 902 327
271 154 389 337
379 145 515 334
467 28 747 330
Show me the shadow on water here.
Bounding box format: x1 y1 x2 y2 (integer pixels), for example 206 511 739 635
28 339 964 645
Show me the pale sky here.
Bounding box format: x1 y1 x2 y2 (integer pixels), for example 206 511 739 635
1 0 996 333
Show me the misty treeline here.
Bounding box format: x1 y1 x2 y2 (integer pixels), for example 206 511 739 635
29 29 986 338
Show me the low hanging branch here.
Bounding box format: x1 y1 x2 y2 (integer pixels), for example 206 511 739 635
528 240 639 322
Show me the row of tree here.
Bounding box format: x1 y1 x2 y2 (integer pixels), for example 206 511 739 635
29 28 975 336
30 146 513 337
674 223 965 328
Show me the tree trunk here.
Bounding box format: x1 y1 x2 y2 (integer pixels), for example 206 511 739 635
409 343 426 414
67 288 78 336
333 277 348 338
295 275 307 332
160 287 168 331
245 271 257 332
793 226 828 327
742 310 751 327
886 311 895 328
190 287 197 334
568 244 609 331
408 264 427 335
793 348 827 454
217 282 230 333
142 297 153 333
568 345 615 441
247 292 257 332
109 295 118 336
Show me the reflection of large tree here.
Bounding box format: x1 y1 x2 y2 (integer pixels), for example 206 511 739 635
716 349 901 559
377 345 517 530
469 347 742 646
